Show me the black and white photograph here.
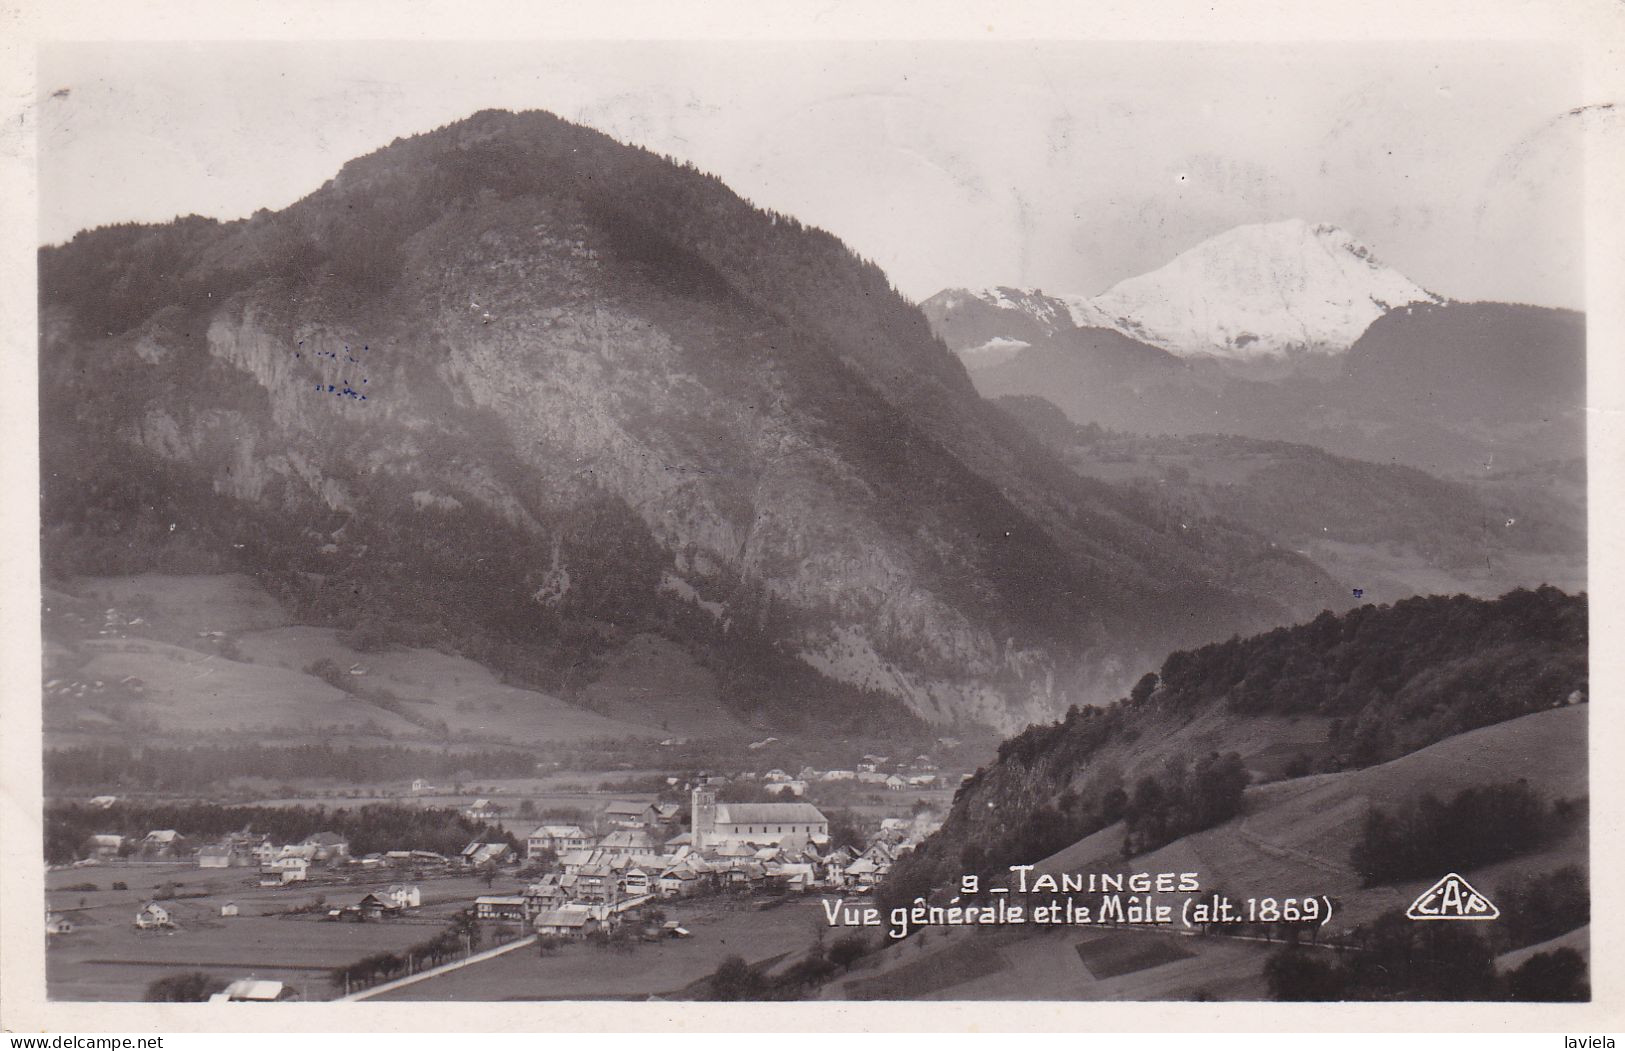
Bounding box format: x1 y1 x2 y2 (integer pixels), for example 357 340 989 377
5 1 1624 1031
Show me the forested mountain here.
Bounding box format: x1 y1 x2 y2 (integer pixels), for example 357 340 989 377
882 586 1587 908
40 108 1340 735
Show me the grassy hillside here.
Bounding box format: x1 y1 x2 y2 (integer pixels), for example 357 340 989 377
835 706 1586 1001
880 586 1586 919
43 573 703 747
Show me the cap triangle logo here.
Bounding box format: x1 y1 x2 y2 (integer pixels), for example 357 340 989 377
1406 872 1499 921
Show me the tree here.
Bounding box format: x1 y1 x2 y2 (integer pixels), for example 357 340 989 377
1351 781 1557 886
608 925 638 955
708 955 766 1000
144 971 226 1002
1494 866 1589 951
822 807 865 852
827 932 870 969
1505 949 1589 1002
1263 949 1346 1001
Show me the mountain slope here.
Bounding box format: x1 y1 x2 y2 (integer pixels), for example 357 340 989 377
40 108 1337 735
881 586 1586 908
965 299 1584 475
917 287 1078 367
1338 300 1586 454
836 704 1586 1001
994 395 1586 601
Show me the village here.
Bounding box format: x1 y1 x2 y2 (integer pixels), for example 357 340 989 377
45 756 956 1001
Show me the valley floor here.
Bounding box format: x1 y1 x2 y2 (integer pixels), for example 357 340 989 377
365 897 830 1001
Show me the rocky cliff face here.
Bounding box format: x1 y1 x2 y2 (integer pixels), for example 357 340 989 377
40 110 1333 733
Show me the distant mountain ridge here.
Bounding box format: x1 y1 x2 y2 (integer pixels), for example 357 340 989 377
923 219 1442 362
994 394 1586 602
960 299 1583 476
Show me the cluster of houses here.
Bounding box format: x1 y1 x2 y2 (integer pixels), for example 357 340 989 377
324 884 422 922
84 828 189 860
72 769 951 951
235 832 353 886
466 785 940 938
124 884 427 932
721 756 949 794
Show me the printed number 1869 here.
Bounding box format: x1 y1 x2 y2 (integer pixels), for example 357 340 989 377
1244 897 1322 922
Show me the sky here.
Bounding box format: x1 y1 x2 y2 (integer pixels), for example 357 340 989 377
36 40 1589 308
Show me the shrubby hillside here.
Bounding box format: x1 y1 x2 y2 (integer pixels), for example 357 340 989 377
881 586 1586 910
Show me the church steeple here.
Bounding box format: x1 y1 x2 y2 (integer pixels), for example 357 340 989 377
691 782 717 852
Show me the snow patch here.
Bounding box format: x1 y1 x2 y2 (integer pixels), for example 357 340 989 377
410 490 464 512
1075 219 1441 359
658 572 726 621
956 336 1031 370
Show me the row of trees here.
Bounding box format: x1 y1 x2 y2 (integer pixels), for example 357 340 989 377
44 800 517 865
328 910 513 993
45 743 536 793
1156 587 1587 765
1120 751 1249 857
1349 780 1575 886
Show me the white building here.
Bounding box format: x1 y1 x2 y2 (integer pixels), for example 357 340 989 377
134 903 172 929
690 786 828 850
526 824 592 858
386 884 422 909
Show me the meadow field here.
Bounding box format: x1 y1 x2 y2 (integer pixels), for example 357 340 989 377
45 861 530 1001
369 896 831 1001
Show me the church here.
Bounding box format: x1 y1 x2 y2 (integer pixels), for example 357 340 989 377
691 784 829 850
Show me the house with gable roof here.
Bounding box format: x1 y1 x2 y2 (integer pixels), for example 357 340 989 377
526 824 592 858
689 785 828 850
597 828 657 859
602 800 660 829
534 904 601 938
134 902 174 929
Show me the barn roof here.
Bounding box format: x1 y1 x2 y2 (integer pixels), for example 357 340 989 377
714 802 827 825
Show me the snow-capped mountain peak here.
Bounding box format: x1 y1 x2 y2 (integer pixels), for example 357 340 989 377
922 220 1443 364
1061 219 1442 359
